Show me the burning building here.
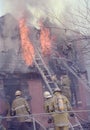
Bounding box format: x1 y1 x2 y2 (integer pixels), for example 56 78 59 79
0 13 90 129
0 14 45 115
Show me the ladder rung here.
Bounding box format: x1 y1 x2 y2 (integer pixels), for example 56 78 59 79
48 81 54 84
38 64 44 67
34 48 59 93
35 58 41 61
43 71 48 75
45 75 51 77
72 124 81 127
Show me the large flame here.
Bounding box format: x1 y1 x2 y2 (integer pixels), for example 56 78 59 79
40 23 52 56
19 19 35 66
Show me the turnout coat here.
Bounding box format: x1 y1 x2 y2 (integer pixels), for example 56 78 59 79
51 93 71 127
12 96 31 122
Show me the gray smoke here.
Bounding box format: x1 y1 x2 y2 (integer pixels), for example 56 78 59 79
1 0 69 27
0 0 71 73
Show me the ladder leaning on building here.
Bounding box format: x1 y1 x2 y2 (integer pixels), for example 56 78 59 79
33 46 84 130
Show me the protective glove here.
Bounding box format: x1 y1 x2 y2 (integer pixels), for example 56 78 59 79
28 111 32 115
10 109 16 116
70 113 74 117
48 117 53 123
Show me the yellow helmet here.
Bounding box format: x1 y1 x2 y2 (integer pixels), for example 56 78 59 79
15 90 22 96
51 75 56 81
44 91 52 99
53 88 62 93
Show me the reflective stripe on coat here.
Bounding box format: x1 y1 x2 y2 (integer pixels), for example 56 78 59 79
12 96 31 122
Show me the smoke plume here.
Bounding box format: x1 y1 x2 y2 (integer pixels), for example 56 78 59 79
1 0 69 27
0 0 71 72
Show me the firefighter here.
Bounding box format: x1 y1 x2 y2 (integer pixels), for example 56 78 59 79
51 88 72 130
44 91 53 113
60 74 71 102
4 96 12 130
52 74 71 102
11 90 32 130
51 75 61 89
44 91 53 126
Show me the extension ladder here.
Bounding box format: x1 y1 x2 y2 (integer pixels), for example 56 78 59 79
69 115 84 130
34 47 59 94
33 45 83 130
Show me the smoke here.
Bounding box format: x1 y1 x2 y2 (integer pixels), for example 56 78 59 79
1 0 69 27
0 0 71 73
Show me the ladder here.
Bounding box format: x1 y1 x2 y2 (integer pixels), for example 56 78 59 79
69 115 84 130
34 47 59 94
33 46 83 130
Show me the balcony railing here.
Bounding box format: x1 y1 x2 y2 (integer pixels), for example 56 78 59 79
0 110 90 130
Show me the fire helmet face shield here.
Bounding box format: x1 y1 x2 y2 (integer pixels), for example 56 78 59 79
44 91 52 99
15 90 22 96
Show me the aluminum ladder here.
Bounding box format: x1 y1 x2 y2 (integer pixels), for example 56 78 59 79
69 115 84 130
33 46 83 130
34 47 59 94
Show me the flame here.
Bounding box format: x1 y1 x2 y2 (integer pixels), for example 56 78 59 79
40 23 52 56
19 19 35 66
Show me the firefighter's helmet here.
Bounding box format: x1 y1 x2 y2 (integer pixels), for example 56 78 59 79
44 91 52 99
51 75 56 81
15 90 22 96
53 88 62 93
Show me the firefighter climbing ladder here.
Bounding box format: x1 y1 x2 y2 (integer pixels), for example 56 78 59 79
34 47 59 95
54 56 84 130
33 47 84 130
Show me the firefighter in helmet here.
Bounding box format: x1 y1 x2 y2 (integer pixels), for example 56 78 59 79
51 88 72 130
11 90 32 130
44 91 53 113
43 91 54 125
60 74 71 102
52 74 71 102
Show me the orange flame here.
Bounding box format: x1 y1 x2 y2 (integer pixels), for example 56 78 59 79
19 19 35 66
40 23 52 56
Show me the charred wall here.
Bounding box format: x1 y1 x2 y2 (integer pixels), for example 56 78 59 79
0 72 44 115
